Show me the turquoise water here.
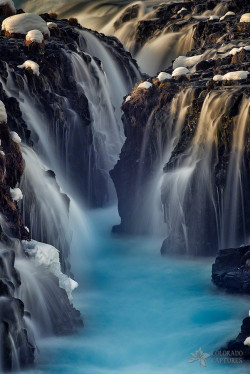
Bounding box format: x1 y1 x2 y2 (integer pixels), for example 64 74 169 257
20 206 249 374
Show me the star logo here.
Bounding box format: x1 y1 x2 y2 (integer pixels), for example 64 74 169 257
189 348 210 367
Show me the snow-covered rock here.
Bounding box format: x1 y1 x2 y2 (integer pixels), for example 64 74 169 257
213 75 223 81
0 101 7 123
10 187 23 201
172 67 190 77
2 13 49 36
47 21 58 29
209 15 219 21
220 11 235 21
22 240 78 301
125 95 131 103
173 55 202 69
17 60 40 76
229 47 243 55
213 71 249 81
244 337 250 346
240 13 250 23
157 72 172 81
26 29 44 43
222 71 249 81
10 131 21 143
0 0 16 13
138 81 152 89
177 7 187 15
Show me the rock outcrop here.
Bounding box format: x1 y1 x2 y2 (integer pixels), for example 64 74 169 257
111 0 250 256
0 8 141 371
212 245 250 293
212 246 250 360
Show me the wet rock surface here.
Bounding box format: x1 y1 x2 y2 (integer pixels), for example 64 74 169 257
0 14 139 207
212 246 250 360
212 245 250 293
111 0 250 254
0 248 35 371
0 8 141 370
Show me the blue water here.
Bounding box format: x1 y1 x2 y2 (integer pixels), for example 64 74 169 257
21 206 249 374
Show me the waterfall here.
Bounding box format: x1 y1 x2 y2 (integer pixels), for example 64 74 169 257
136 24 195 75
161 90 250 254
2 28 140 205
19 0 238 76
131 88 195 234
0 248 35 372
20 145 71 273
78 30 140 114
221 98 250 248
15 254 79 338
69 51 123 202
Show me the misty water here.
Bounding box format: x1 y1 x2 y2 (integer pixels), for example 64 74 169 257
4 2 248 373
18 206 249 374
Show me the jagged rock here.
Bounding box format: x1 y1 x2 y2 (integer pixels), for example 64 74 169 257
212 246 250 360
111 0 250 253
212 245 250 293
114 4 140 30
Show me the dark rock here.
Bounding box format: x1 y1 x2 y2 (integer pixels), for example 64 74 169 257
212 245 250 293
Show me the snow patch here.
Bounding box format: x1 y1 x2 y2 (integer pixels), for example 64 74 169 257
0 151 5 156
2 13 49 36
213 75 223 81
220 11 235 21
172 67 190 77
209 15 219 21
10 187 23 201
173 55 202 69
22 240 78 301
222 71 249 80
177 7 187 14
0 0 16 13
26 29 44 43
18 60 40 76
244 337 250 346
213 71 249 81
24 226 29 233
0 101 7 123
240 13 250 23
125 95 131 103
157 72 172 81
228 46 250 55
10 131 21 143
138 81 152 89
47 22 58 29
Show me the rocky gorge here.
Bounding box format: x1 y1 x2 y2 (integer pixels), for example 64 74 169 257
0 0 249 371
0 2 140 371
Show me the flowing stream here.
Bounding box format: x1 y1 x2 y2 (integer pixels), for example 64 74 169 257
2 2 249 372
18 206 249 374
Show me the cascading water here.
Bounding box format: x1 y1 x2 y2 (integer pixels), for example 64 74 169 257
2 27 140 205
161 90 250 254
78 30 140 115
17 0 225 75
15 251 80 338
20 145 71 273
220 97 249 248
136 24 195 75
132 88 195 234
69 51 123 202
0 1 249 372
0 248 35 372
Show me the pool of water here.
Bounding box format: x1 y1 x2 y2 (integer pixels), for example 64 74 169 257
21 206 249 374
